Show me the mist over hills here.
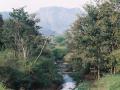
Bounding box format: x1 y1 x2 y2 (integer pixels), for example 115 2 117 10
0 7 85 35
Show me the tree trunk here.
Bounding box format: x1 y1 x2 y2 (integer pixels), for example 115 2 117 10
110 67 113 74
97 65 100 80
33 37 49 65
21 38 27 60
113 66 116 74
22 46 27 60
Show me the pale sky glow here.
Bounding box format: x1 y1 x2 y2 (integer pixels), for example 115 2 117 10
0 0 92 13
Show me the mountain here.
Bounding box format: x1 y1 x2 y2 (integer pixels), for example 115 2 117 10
0 7 85 35
36 7 85 35
1 12 10 19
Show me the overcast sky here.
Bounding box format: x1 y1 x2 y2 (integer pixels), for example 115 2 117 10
0 0 93 13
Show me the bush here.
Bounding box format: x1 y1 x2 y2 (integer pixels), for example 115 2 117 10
30 59 62 88
0 50 62 89
0 66 24 89
52 46 67 60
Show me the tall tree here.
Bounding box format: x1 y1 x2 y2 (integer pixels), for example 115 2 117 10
3 8 44 60
66 0 120 79
96 2 120 74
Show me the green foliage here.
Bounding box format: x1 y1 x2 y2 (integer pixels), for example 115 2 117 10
0 67 24 89
66 0 120 81
52 46 67 60
75 74 120 90
0 8 62 90
75 81 90 90
31 59 62 87
2 8 43 60
71 62 90 83
54 35 66 46
51 35 67 61
0 50 62 89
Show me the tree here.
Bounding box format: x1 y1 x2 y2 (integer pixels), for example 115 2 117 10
66 0 120 80
3 8 44 60
96 2 120 74
0 8 62 89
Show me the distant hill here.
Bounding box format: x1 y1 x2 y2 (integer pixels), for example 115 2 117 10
1 12 10 19
36 7 85 35
0 7 85 35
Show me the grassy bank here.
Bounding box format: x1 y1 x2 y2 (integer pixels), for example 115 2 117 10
75 74 120 90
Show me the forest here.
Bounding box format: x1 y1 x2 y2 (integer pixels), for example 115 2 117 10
0 0 120 90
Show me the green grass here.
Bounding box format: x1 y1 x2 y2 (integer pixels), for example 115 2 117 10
75 74 120 90
0 83 6 90
75 81 90 90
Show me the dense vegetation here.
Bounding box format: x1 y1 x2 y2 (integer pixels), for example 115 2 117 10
0 8 62 90
52 35 67 62
65 0 120 85
1 0 120 90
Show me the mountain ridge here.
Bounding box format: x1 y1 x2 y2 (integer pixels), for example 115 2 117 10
36 7 85 35
0 7 85 35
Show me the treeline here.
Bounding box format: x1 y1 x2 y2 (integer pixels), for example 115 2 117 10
0 8 62 90
65 0 120 82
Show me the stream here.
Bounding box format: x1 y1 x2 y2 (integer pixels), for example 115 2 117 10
61 74 76 90
57 61 76 90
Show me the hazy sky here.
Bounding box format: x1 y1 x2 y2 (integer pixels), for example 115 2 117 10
0 0 92 13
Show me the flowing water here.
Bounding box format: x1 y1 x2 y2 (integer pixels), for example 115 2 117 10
61 74 76 90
